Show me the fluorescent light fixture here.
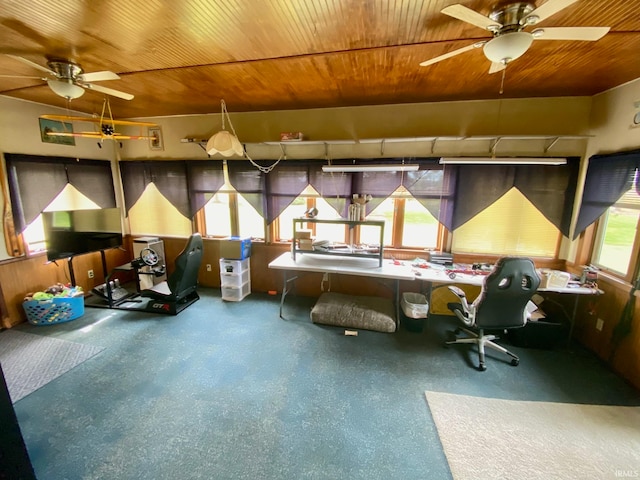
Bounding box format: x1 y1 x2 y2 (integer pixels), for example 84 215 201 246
322 164 419 173
439 157 567 165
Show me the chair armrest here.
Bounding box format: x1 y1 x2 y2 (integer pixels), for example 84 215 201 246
448 285 469 311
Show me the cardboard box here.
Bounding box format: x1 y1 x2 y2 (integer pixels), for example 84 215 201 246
295 229 312 239
220 237 251 259
298 238 314 251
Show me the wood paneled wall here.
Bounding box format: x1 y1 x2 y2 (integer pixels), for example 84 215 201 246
1 238 638 390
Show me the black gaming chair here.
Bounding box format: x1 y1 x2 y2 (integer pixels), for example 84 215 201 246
446 257 540 371
140 233 204 314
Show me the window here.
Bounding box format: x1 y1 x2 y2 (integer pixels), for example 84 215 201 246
361 186 440 249
277 185 342 242
275 185 442 249
592 186 640 277
22 184 100 254
202 183 265 240
452 188 559 257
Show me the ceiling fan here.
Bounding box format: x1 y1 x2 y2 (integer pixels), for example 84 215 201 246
420 0 610 73
0 55 134 100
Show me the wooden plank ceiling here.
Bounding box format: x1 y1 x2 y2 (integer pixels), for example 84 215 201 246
0 0 638 119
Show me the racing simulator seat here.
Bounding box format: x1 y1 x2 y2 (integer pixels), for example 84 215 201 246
446 257 541 371
139 233 204 315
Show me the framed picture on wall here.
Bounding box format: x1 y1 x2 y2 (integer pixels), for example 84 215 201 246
148 126 163 151
39 118 75 146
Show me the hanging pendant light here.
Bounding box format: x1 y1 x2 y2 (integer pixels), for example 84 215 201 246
206 99 244 157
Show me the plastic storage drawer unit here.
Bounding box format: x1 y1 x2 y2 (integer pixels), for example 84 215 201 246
219 258 250 274
220 268 250 288
221 281 251 302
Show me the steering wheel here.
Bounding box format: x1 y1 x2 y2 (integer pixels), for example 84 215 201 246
140 247 159 267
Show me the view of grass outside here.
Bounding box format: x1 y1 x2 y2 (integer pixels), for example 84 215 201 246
596 208 639 275
402 199 438 248
360 193 438 248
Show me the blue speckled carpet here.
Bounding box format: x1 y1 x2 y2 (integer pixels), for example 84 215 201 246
7 288 640 480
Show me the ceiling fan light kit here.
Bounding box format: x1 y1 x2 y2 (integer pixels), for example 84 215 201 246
46 78 85 99
420 0 610 72
3 54 134 100
483 32 533 64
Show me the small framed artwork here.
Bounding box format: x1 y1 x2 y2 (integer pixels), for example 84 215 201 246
39 118 75 146
148 126 164 151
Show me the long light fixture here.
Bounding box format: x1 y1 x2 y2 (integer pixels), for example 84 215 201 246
322 164 420 173
206 99 244 157
439 157 566 165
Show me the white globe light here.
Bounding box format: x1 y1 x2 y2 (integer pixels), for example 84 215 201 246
47 79 85 100
483 32 534 64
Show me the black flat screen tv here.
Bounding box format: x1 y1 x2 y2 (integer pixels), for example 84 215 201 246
43 208 124 261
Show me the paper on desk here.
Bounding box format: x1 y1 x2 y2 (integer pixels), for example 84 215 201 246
526 300 546 321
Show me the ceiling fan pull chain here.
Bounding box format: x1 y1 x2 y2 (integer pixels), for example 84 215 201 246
499 68 506 95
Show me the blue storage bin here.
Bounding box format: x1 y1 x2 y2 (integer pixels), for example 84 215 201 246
22 296 85 326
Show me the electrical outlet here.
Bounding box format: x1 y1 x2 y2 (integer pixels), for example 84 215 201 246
596 318 604 331
88 269 94 279
206 264 212 272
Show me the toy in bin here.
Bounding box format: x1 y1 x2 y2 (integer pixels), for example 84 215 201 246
22 283 85 326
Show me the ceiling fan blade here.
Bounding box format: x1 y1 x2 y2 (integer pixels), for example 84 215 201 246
533 26 610 41
0 74 44 79
488 62 505 74
522 0 579 24
79 71 121 82
419 42 485 67
5 54 55 75
83 82 134 100
441 4 502 31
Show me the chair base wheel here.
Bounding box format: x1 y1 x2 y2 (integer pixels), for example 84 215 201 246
477 363 487 371
510 358 519 366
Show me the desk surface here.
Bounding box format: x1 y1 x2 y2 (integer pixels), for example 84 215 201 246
269 252 415 280
413 264 602 295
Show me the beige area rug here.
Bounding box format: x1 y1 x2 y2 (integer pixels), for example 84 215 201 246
425 390 640 480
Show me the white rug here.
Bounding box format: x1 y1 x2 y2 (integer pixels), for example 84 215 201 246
425 390 640 480
0 330 103 402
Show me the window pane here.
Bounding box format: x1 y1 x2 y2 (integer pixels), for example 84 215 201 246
593 190 640 275
238 195 264 240
361 198 392 246
278 196 306 242
203 192 232 238
23 184 100 253
277 185 343 242
402 197 439 248
452 188 558 256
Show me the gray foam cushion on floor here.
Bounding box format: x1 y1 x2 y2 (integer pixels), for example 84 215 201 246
310 292 396 332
